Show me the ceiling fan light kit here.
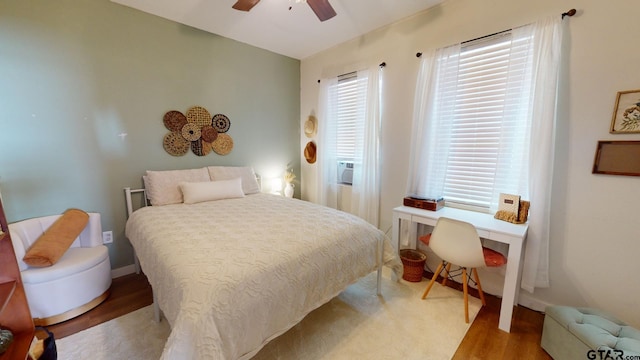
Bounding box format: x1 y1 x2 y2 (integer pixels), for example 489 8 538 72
232 0 336 22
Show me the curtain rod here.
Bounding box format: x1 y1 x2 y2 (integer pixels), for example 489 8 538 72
562 8 577 18
416 8 576 58
317 62 386 83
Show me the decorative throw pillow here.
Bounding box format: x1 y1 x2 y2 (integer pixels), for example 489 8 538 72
206 166 261 194
23 209 89 267
180 178 245 204
145 168 210 206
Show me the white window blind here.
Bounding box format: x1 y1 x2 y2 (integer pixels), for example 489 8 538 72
433 32 534 208
333 72 368 161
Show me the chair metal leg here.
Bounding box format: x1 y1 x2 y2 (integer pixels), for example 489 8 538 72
441 262 452 286
462 267 469 323
472 268 487 306
422 261 445 300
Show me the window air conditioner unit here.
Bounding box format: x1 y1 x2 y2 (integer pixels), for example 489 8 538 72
338 161 353 185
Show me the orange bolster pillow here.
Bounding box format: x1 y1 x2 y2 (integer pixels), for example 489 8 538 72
23 209 90 267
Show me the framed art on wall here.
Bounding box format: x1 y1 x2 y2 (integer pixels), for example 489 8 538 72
592 140 640 176
610 89 640 133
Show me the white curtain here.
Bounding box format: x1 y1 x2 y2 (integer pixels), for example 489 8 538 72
406 15 563 292
351 67 382 227
316 66 382 227
520 16 563 291
406 44 461 200
316 76 339 210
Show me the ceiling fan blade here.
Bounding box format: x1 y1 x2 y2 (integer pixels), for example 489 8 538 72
232 0 260 12
307 0 337 22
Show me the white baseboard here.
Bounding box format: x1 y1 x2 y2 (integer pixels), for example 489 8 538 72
518 292 552 313
111 264 137 279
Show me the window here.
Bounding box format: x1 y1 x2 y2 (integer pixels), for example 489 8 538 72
331 72 368 185
411 31 535 209
317 65 383 225
409 16 563 291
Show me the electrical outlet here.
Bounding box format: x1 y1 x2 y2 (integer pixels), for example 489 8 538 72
102 231 113 244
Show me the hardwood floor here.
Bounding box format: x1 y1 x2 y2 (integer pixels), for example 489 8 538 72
45 272 552 359
46 272 153 339
452 291 551 359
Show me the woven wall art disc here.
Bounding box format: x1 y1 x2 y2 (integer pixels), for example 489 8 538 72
163 131 190 156
181 123 202 141
200 125 219 143
212 114 231 133
163 110 187 131
191 139 212 156
186 106 212 127
211 133 234 155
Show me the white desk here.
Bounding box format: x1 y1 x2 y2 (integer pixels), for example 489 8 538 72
392 205 528 333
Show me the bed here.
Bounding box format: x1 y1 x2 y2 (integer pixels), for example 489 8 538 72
124 166 402 360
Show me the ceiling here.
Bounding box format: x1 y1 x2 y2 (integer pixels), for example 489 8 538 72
110 0 443 59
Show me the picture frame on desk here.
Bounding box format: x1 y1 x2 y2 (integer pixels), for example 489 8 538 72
498 193 520 214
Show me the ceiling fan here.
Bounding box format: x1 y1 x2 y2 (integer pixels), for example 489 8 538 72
232 0 337 22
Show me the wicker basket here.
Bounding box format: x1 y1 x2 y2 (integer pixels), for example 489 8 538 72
399 249 427 282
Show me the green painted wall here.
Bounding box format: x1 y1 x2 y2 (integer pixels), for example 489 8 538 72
0 0 301 269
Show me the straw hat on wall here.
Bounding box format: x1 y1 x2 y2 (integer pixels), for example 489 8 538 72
304 115 317 138
304 141 316 164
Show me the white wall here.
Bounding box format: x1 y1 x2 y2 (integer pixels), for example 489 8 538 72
300 0 640 327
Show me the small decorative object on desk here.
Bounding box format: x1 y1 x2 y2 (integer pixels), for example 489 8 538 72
495 193 530 224
498 193 520 213
403 196 444 211
0 328 13 354
283 169 296 198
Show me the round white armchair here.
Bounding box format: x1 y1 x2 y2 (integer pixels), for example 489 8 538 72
8 212 112 326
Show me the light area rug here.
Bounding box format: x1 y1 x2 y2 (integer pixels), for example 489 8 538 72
56 268 481 360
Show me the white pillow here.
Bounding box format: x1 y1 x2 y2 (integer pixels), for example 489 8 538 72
207 166 260 194
145 168 210 206
180 178 245 204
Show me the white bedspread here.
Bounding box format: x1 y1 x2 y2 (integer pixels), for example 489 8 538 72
125 193 401 360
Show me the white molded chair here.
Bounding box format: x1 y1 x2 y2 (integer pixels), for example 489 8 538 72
9 212 112 325
420 217 506 323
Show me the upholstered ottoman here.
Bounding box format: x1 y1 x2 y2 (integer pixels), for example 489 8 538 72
541 306 640 359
